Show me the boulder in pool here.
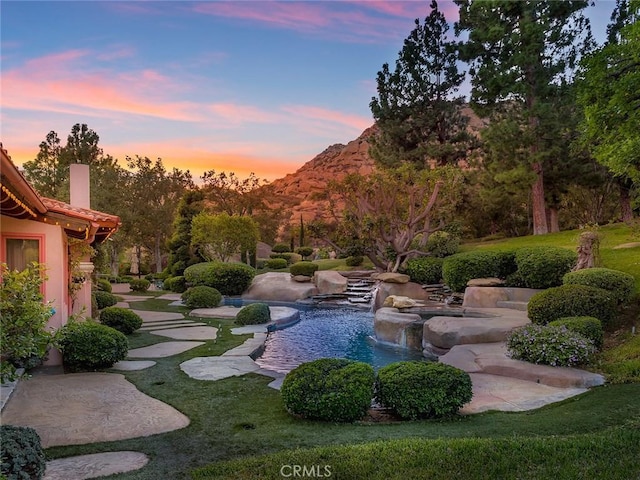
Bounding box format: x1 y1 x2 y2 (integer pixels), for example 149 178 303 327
242 272 318 302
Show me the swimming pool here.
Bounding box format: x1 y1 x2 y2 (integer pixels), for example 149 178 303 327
255 306 426 374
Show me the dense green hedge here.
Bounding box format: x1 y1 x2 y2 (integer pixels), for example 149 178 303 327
272 243 291 253
95 278 112 293
0 425 46 480
129 278 150 292
295 246 314 258
507 324 596 367
375 361 472 419
289 261 319 277
442 250 516 292
345 255 364 267
426 231 460 258
527 284 617 327
403 257 444 285
184 262 256 296
514 246 577 289
57 321 128 372
264 258 288 270
548 316 604 350
93 290 118 310
181 286 222 309
563 268 636 305
163 275 187 293
99 307 143 334
281 358 375 422
235 303 271 325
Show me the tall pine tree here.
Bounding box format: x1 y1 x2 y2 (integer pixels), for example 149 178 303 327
455 0 593 234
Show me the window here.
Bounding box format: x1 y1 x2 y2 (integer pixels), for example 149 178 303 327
5 238 40 271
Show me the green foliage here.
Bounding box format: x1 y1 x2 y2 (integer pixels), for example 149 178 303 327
264 258 288 270
598 334 640 384
375 361 472 420
99 307 143 334
235 303 271 326
295 246 314 258
0 425 46 480
370 0 474 168
289 261 319 277
184 262 256 296
181 286 222 309
514 246 577 289
191 212 259 263
281 358 375 422
269 252 300 264
93 291 118 310
345 255 364 267
426 231 460 258
402 257 444 285
129 278 150 292
0 263 53 383
548 316 604 350
166 189 205 276
442 250 517 292
95 278 112 293
272 243 291 253
507 324 596 367
563 268 636 305
163 275 187 293
527 285 617 327
57 320 128 372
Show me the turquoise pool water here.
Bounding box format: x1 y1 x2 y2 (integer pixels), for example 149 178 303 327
255 306 426 374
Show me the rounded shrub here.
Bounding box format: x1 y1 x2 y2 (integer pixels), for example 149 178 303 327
507 324 596 367
514 246 577 289
163 275 187 293
265 258 288 270
235 303 271 325
345 255 364 267
95 278 112 293
295 246 314 258
563 268 636 305
181 286 222 309
93 290 118 310
269 252 300 264
527 284 617 327
375 361 472 419
128 278 150 292
272 243 291 253
99 307 143 334
548 316 604 350
426 231 460 258
281 358 375 422
183 262 256 296
0 425 46 480
289 261 319 277
403 257 444 285
57 321 128 372
442 250 517 292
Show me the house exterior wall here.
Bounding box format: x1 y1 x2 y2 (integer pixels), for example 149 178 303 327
1 216 70 365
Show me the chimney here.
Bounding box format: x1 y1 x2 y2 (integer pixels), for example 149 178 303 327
69 163 90 209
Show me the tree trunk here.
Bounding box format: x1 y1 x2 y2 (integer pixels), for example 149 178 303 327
155 234 163 273
619 179 633 221
547 207 560 233
531 162 549 235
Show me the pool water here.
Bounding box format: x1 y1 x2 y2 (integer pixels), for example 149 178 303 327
255 307 426 374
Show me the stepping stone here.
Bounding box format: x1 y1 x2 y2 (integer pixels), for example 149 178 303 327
231 325 268 335
113 295 151 302
0 373 189 447
190 306 242 319
223 334 267 357
139 320 200 328
111 360 156 371
131 310 184 322
180 356 260 381
128 341 204 358
150 326 218 341
44 451 149 480
115 301 130 308
156 293 183 300
460 373 588 414
140 322 206 331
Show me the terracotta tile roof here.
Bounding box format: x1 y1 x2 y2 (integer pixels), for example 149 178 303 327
41 197 121 227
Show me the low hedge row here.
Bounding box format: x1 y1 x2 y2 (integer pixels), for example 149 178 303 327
562 268 636 305
183 262 256 296
281 359 472 422
402 257 444 285
442 250 517 292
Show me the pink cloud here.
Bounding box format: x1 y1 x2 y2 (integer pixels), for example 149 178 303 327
208 103 283 125
282 105 372 134
191 1 419 43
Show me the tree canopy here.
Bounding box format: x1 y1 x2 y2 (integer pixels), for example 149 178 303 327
191 212 259 263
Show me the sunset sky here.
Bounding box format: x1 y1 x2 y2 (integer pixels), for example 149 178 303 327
1 1 614 182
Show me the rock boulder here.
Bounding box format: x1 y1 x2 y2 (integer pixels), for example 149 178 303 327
242 272 318 302
314 271 348 295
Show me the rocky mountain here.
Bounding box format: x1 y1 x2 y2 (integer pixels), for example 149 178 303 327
268 125 377 223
